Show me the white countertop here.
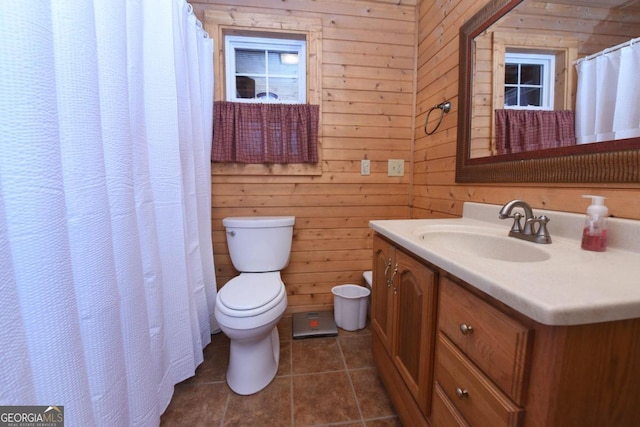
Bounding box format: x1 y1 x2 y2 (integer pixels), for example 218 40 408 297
369 202 640 326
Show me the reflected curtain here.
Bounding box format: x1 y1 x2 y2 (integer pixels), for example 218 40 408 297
495 110 576 155
0 0 217 425
575 40 640 144
212 101 319 163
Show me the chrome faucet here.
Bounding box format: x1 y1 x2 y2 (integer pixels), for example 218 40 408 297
498 200 552 244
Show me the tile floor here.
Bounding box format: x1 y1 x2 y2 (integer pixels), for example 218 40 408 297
160 316 401 426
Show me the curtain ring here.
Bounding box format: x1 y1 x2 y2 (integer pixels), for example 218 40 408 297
424 101 451 135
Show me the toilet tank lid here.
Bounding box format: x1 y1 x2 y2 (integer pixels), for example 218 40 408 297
223 216 295 228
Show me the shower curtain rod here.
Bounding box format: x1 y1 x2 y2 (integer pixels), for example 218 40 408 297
575 36 640 65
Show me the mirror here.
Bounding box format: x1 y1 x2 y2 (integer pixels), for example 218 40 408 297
456 0 640 183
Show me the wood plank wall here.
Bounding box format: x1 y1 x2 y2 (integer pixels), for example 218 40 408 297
192 0 640 314
413 0 640 222
190 0 418 313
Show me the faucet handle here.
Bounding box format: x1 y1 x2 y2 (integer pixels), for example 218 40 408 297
508 212 523 233
528 215 552 243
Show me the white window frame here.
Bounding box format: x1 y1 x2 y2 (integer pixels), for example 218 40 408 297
225 35 306 104
504 52 555 110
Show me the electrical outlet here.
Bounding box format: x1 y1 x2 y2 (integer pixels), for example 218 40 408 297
388 159 404 177
360 159 371 176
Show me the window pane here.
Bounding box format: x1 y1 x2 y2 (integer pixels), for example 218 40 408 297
236 49 265 75
268 77 299 102
251 77 268 97
256 91 279 100
235 76 255 98
519 87 541 106
226 35 306 104
268 51 299 76
505 87 518 106
520 64 542 85
505 64 519 84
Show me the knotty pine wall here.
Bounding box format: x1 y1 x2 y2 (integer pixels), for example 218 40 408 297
191 0 418 312
413 0 640 221
193 0 640 314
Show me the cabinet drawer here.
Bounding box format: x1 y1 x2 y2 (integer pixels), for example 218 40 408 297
435 333 523 427
439 277 532 404
431 382 469 427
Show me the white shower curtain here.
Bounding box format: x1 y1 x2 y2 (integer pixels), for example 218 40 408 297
0 0 217 425
575 39 640 143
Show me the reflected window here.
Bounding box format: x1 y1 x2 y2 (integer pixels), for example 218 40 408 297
225 35 306 104
504 52 554 110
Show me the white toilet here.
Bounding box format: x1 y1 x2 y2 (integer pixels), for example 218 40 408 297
215 216 294 395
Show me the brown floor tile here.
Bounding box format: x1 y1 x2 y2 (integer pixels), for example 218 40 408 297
340 334 375 369
181 342 229 385
338 322 372 338
278 315 292 342
350 368 397 420
210 330 230 346
293 371 361 425
277 341 291 376
224 376 292 427
160 382 228 426
292 337 344 374
162 321 397 426
366 417 403 426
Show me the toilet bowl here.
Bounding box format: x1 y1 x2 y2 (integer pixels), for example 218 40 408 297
215 216 294 395
215 272 287 395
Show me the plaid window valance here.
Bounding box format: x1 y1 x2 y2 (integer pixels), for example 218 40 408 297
495 109 575 155
212 101 319 164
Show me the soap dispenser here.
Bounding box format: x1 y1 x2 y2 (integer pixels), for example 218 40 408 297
581 195 608 252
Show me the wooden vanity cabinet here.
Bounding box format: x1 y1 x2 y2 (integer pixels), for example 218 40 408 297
371 235 437 425
433 275 640 427
372 232 640 427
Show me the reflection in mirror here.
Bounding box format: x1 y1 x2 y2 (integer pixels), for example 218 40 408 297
470 0 640 158
456 0 640 183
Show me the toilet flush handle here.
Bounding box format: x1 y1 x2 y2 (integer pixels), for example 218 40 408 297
227 231 236 237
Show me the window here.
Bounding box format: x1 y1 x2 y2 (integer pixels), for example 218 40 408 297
216 34 316 164
225 36 306 104
504 52 555 110
205 11 322 175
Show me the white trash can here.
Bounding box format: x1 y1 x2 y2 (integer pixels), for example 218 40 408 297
331 284 371 331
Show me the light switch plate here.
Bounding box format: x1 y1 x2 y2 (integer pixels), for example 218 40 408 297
360 159 371 175
388 159 404 176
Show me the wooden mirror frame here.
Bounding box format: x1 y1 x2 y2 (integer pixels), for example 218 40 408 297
455 0 640 183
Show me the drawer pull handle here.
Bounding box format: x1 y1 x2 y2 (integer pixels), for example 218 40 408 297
459 323 474 335
455 387 469 399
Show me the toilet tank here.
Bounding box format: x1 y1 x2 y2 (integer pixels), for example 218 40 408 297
222 216 295 272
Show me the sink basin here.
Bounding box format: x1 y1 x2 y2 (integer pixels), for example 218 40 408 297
415 225 551 263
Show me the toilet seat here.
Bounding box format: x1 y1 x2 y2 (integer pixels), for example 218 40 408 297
217 272 285 318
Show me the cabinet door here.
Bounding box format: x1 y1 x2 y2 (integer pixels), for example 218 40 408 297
371 235 394 353
392 249 437 416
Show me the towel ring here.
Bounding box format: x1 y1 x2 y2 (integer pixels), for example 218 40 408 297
424 101 451 135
